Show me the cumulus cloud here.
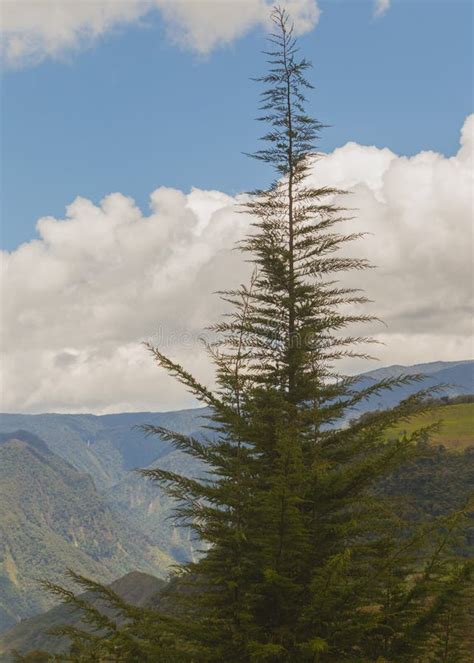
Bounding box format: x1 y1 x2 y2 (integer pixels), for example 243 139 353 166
158 0 320 53
1 115 472 413
373 0 390 17
0 0 320 67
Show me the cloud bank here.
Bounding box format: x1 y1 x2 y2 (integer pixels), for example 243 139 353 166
1 115 472 413
1 0 393 67
0 0 320 67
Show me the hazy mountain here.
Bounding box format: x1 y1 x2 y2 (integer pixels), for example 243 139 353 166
0 410 210 593
363 359 473 380
108 448 205 564
350 359 474 415
0 409 210 491
0 432 171 633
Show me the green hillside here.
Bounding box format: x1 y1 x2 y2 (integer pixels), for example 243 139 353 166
0 571 165 662
387 402 474 450
0 432 171 633
107 450 201 565
0 410 208 572
0 572 165 660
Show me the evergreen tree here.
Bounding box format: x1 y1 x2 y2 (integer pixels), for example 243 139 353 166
40 7 472 662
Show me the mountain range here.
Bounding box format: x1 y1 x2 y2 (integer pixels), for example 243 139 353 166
0 359 472 641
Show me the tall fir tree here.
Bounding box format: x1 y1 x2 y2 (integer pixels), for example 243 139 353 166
39 7 472 662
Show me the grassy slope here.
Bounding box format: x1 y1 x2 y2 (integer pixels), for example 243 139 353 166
387 402 474 450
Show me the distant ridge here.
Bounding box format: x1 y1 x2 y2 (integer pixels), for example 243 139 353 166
362 359 473 380
0 430 50 454
349 359 474 415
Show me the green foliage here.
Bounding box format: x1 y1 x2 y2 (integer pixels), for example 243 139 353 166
39 7 472 662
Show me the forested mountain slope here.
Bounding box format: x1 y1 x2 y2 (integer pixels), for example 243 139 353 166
0 432 170 633
0 572 165 661
2 435 472 660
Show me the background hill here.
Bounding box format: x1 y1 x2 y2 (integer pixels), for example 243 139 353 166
0 432 171 633
386 401 474 451
1 361 471 485
0 572 164 661
351 359 474 414
0 409 209 589
0 409 210 491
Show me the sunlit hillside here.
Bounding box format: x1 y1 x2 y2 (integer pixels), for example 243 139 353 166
388 402 474 451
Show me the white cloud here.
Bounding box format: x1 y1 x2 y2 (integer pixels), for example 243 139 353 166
373 0 390 18
157 0 320 54
0 0 147 66
1 115 472 413
0 0 320 67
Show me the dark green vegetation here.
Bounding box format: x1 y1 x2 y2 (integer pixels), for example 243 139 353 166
0 432 172 633
29 9 472 661
2 427 472 660
0 572 164 660
381 442 474 543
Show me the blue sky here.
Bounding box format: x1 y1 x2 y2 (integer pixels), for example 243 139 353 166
1 0 472 412
2 0 472 251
